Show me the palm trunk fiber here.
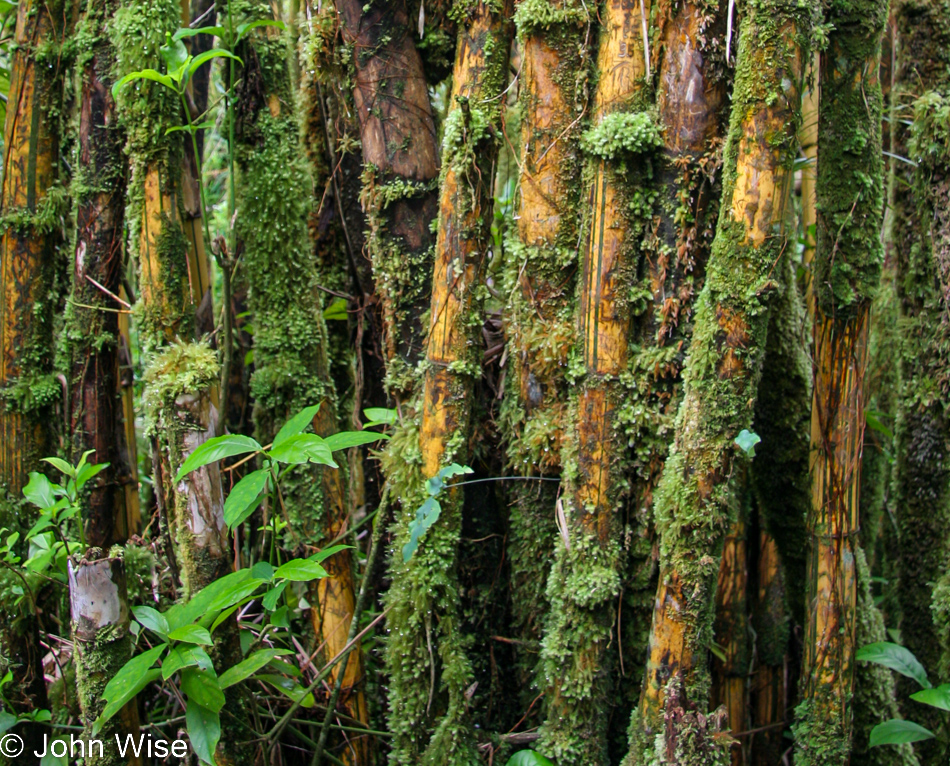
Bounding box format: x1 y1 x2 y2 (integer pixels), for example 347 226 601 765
69 551 142 766
893 2 950 761
67 0 137 549
627 0 816 755
794 0 887 758
0 0 69 755
384 4 512 763
501 0 589 701
334 0 441 388
536 0 652 761
229 4 370 759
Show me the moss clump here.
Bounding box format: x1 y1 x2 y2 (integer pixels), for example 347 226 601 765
141 341 219 436
513 0 589 34
581 111 665 161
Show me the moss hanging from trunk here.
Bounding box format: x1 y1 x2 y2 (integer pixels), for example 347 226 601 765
66 0 138 549
498 0 590 703
383 3 512 763
626 0 817 753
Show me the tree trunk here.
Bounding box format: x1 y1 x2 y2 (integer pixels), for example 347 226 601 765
794 0 888 757
67 0 137 549
69 551 142 766
501 0 589 703
0 0 69 755
628 0 816 753
384 3 512 763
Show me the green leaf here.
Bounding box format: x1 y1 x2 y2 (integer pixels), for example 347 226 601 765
0 711 17 733
112 69 176 99
41 457 75 478
40 739 69 766
270 606 290 628
257 674 314 707
168 624 213 645
218 649 289 689
94 645 167 733
181 667 225 712
209 604 241 634
869 719 935 747
910 683 950 711
267 433 337 467
165 120 216 136
865 410 894 441
235 18 287 42
185 49 244 88
186 702 220 765
273 404 322 447
174 434 262 482
75 461 108 493
734 429 761 457
322 297 348 321
250 561 275 581
403 496 441 562
162 645 214 680
160 34 190 74
133 606 170 638
274 559 328 582
23 472 57 509
323 431 389 452
437 463 474 482
223 469 269 529
856 642 931 688
262 582 287 611
165 570 263 630
506 751 556 766
362 407 397 427
173 25 227 41
310 544 354 564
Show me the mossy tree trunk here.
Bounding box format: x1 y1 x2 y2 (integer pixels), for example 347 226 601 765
0 0 70 754
334 0 442 392
230 4 370 760
500 0 589 702
384 3 512 762
68 550 142 766
627 0 816 754
894 0 950 756
794 0 888 758
67 0 138 549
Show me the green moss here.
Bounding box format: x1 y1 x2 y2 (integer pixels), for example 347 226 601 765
581 111 664 161
513 0 589 34
142 341 219 435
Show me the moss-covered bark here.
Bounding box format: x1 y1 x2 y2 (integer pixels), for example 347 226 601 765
626 0 816 753
0 0 71 753
230 4 370 757
793 0 888 759
66 0 137 549
334 0 442 391
383 3 512 762
499 0 589 703
891 0 950 757
68 550 141 766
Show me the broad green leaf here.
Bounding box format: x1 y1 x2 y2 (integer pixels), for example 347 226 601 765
250 561 275 581
734 429 761 457
160 35 190 75
40 739 69 766
25 515 56 540
262 582 287 611
23 472 57 509
437 463 474 481
174 434 261 482
223 469 269 529
165 569 262 630
274 559 328 582
162 645 214 680
41 457 75 478
270 605 290 628
869 719 935 747
362 407 397 427
403 497 441 562
184 49 243 88
186 702 220 765
75 461 108 493
112 69 176 98
257 674 314 707
267 433 337 467
506 752 556 766
210 603 241 634
322 297 348 321
94 644 167 733
168 624 213 645
310 544 354 564
911 684 950 711
273 404 322 447
323 431 388 452
0 711 17 733
133 605 170 638
218 649 289 689
173 25 227 41
235 18 287 42
856 642 931 688
181 667 225 712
